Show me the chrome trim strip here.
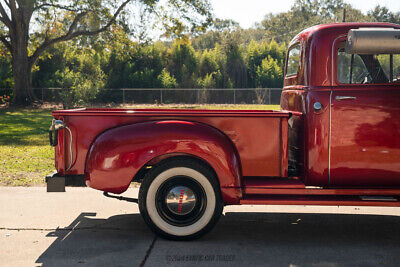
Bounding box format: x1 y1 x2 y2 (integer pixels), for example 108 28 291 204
329 34 346 185
328 90 332 184
65 126 74 172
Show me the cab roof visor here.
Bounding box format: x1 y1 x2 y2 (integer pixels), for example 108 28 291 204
345 28 400 54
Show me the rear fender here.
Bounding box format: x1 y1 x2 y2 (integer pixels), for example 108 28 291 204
85 120 242 204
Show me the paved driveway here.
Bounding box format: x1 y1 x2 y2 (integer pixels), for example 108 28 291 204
1 187 400 266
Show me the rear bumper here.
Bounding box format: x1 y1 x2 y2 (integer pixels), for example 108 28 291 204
46 172 85 192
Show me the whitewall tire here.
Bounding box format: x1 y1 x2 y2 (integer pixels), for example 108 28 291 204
139 158 223 240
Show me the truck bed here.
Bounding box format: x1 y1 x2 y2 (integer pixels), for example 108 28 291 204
53 108 290 178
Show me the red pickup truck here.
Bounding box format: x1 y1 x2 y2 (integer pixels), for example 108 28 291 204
47 23 400 240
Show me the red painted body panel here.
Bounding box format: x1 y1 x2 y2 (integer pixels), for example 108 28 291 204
243 177 400 195
54 109 289 177
240 196 400 207
85 120 242 203
244 177 306 189
245 188 400 196
303 88 331 186
53 109 289 204
281 88 331 186
330 86 400 186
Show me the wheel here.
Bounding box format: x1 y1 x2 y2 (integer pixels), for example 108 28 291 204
139 158 223 240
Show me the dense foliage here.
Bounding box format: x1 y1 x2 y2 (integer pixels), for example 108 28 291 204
32 29 287 93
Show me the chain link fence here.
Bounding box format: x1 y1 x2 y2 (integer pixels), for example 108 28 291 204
0 88 283 105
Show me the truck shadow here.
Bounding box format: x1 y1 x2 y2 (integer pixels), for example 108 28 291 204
36 211 400 266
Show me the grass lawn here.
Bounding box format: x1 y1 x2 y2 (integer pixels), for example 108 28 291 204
0 109 54 186
0 104 280 186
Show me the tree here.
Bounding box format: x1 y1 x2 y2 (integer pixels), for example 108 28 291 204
198 48 218 76
0 0 212 106
245 40 286 88
368 5 400 24
168 36 198 88
158 68 177 88
255 56 283 88
259 0 369 43
210 18 240 33
221 31 247 88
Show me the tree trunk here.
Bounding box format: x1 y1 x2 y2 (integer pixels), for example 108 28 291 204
11 50 35 106
10 7 36 107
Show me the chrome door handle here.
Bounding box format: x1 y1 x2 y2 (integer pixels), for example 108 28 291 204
335 96 357 101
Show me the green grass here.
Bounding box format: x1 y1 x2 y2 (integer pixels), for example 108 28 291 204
0 104 279 186
0 109 54 186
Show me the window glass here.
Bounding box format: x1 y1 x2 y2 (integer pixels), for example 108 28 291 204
377 54 391 78
337 42 400 84
286 45 300 77
337 49 371 84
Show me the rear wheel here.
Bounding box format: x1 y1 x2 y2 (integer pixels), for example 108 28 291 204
139 158 223 240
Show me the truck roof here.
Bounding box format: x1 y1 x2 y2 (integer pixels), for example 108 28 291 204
286 22 400 87
290 22 400 47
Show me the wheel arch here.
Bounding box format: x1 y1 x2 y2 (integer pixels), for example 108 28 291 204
134 153 219 183
85 120 242 204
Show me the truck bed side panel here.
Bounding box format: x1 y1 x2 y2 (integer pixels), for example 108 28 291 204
54 110 289 179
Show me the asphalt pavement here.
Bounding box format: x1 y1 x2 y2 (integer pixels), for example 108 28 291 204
1 187 400 267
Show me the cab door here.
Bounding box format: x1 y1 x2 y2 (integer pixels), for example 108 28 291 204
330 47 400 186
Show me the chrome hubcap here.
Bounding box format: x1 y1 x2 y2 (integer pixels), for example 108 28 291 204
165 186 197 216
156 176 207 226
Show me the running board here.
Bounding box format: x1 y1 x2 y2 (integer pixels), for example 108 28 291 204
243 177 400 196
240 195 400 207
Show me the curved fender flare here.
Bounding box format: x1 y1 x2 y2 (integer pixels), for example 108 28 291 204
85 120 242 204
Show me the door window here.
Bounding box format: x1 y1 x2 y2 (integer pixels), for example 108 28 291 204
337 50 370 84
377 54 400 81
337 42 400 84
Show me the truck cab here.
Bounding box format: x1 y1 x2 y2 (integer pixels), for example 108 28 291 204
281 23 400 187
48 23 400 240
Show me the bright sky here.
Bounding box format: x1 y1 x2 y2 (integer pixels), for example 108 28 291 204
210 0 400 28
